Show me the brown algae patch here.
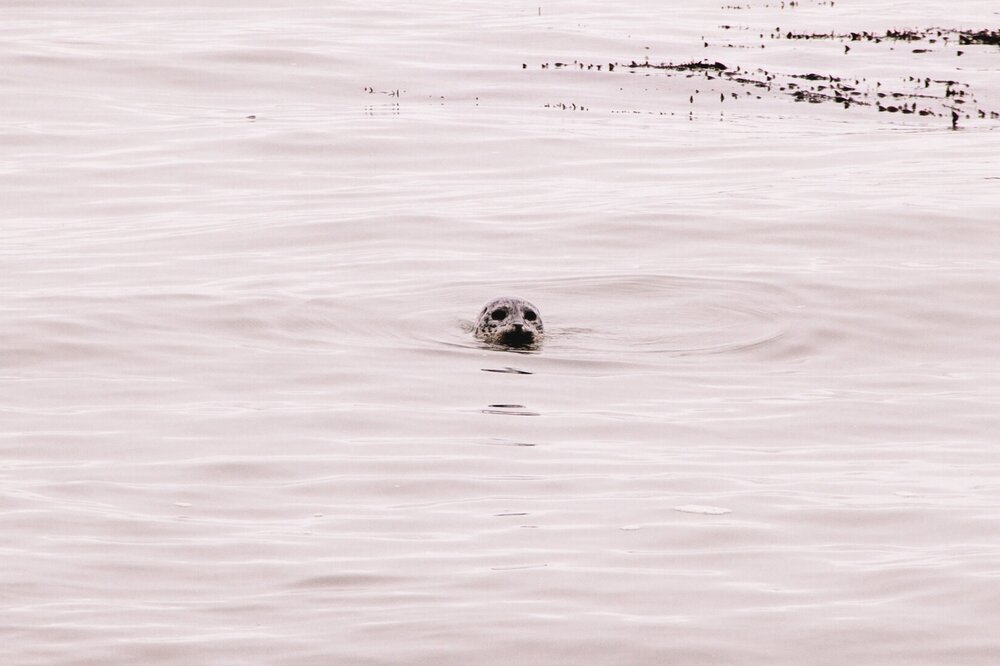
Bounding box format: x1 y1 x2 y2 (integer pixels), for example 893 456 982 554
530 26 1000 129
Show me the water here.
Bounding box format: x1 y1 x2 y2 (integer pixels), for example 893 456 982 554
3 1 1000 663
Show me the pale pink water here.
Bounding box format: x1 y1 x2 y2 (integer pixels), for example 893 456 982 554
3 1 1000 664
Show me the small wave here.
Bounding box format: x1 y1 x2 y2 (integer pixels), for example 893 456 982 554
405 273 792 363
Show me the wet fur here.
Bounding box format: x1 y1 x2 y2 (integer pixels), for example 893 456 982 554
473 297 544 348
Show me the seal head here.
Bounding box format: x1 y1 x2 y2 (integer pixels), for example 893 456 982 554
474 297 544 348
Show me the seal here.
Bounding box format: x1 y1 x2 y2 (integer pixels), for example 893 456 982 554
473 297 544 348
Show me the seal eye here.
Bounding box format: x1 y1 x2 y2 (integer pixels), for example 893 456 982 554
491 308 508 321
523 310 536 321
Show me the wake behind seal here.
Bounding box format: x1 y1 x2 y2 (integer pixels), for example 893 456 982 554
473 297 544 349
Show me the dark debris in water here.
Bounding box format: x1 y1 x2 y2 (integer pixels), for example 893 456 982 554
626 60 729 72
531 24 1000 130
780 27 1000 46
960 29 1000 46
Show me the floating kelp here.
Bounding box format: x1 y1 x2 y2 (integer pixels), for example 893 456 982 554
531 23 1000 129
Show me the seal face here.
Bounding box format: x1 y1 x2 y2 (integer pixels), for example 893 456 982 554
474 297 544 348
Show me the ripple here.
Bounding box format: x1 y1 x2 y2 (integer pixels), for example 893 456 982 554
408 273 790 361
674 505 733 515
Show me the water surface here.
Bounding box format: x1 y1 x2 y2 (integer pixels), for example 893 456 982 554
3 1 1000 664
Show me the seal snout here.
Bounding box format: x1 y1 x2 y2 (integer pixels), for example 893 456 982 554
498 325 535 348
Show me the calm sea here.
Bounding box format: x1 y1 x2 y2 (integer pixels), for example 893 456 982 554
3 1 999 663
